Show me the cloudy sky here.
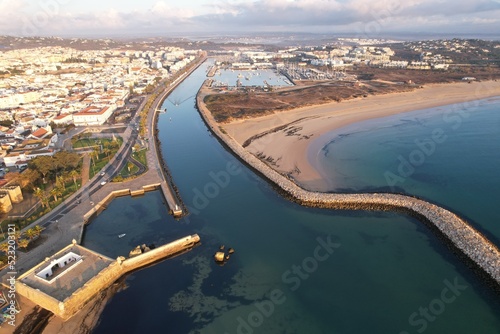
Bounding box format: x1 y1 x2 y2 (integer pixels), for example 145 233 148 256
1 0 500 38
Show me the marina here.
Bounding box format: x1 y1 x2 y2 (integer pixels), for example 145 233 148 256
207 68 294 89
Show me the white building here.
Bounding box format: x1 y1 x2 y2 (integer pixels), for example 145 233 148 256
73 105 115 126
0 91 41 109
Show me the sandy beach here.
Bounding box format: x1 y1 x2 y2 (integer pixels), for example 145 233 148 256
223 80 500 191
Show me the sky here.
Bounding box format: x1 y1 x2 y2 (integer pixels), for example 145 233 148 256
1 0 500 38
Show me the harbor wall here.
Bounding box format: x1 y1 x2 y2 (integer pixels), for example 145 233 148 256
82 185 161 225
150 54 208 218
16 234 201 320
120 234 201 272
196 82 500 287
16 282 61 316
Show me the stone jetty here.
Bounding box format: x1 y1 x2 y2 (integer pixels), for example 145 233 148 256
196 81 500 287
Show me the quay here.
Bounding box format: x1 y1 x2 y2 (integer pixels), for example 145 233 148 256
147 53 208 217
207 65 218 77
196 80 500 287
0 55 209 326
15 234 200 320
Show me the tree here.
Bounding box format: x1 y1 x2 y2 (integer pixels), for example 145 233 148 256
103 147 112 161
90 150 99 175
0 242 9 254
17 238 29 250
25 228 37 241
3 172 20 185
90 149 99 165
30 156 54 184
54 151 80 172
12 230 21 243
33 225 44 238
34 187 49 208
69 170 80 188
56 175 66 191
18 169 41 190
49 188 59 202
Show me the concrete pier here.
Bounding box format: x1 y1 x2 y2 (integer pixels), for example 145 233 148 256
147 53 208 217
196 81 500 286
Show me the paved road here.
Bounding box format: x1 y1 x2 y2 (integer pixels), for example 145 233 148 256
0 55 207 280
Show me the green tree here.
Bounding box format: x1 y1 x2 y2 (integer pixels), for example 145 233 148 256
0 242 9 254
30 156 54 184
34 187 49 208
18 169 41 190
33 225 44 238
17 238 29 250
54 151 80 171
56 175 66 191
25 228 37 240
50 188 59 202
69 170 80 188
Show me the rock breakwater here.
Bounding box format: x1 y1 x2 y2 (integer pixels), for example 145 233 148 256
196 82 500 288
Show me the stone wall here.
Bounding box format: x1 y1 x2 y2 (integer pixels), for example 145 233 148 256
2 185 23 203
16 234 201 320
196 82 500 286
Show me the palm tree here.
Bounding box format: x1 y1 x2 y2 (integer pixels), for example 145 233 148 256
25 228 37 241
56 175 66 191
17 238 29 251
69 170 80 188
90 149 99 174
13 230 22 243
104 147 112 161
0 242 9 254
50 188 60 202
34 187 49 208
33 225 44 238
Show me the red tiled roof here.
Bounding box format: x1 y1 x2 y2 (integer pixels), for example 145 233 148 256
75 106 109 116
31 128 48 138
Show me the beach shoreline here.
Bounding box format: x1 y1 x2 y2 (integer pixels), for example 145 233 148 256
196 80 500 287
223 80 500 191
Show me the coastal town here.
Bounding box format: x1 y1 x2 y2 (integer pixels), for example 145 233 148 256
0 34 499 333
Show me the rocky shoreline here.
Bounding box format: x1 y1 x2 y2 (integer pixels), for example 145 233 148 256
196 81 500 291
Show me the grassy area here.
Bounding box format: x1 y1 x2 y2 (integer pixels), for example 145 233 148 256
117 162 140 179
72 137 101 148
132 149 148 166
87 137 124 178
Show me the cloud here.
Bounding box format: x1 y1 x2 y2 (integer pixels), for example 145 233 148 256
0 0 499 36
195 0 500 30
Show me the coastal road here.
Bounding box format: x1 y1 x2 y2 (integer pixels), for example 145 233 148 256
0 54 207 280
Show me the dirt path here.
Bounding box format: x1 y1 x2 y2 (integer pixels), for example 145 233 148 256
80 153 91 186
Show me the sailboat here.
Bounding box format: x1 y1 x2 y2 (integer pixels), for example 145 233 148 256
118 233 126 238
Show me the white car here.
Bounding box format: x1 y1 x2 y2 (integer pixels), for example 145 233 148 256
100 181 107 186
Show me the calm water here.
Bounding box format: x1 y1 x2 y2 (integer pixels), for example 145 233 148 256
87 61 500 334
312 98 500 246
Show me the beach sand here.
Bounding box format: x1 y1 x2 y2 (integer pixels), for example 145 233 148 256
223 80 500 191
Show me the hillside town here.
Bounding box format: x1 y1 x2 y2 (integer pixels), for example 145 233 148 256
0 37 498 176
0 45 198 170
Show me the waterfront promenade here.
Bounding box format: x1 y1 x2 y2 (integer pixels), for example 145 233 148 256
0 55 207 284
196 81 500 287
